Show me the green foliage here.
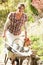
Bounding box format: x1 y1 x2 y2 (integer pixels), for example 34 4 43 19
30 36 39 42
0 0 2 4
28 15 35 22
0 0 7 4
30 5 39 15
30 35 43 60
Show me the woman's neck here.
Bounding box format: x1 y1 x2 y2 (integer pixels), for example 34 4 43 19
15 11 23 20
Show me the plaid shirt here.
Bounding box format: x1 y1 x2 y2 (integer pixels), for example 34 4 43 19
5 12 27 35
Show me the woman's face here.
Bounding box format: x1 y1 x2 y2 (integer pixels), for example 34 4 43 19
19 6 25 13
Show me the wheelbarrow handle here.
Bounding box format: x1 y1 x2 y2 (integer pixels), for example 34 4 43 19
12 38 23 46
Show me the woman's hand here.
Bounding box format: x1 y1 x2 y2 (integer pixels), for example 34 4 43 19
2 30 6 38
2 33 6 38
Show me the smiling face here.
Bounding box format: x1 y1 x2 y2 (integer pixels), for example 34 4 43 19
19 6 25 13
18 4 25 13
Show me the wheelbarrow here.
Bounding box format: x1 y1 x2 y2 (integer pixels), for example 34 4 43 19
4 37 32 65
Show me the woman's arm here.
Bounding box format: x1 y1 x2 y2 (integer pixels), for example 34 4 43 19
3 12 12 37
3 18 11 37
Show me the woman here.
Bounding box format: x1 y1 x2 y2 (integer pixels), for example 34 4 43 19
3 3 27 47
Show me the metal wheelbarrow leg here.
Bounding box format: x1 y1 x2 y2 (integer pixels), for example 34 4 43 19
4 54 8 65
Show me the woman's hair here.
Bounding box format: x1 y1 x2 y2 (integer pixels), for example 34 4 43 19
18 3 25 9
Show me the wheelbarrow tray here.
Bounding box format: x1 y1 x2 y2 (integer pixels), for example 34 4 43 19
5 41 32 57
